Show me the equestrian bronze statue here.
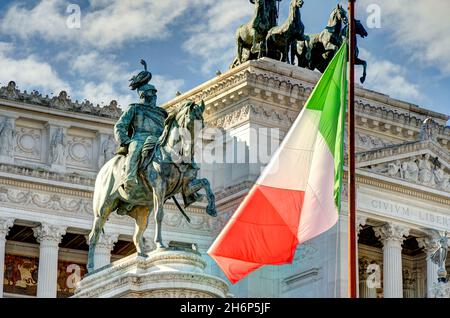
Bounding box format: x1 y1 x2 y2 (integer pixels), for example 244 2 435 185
87 61 217 272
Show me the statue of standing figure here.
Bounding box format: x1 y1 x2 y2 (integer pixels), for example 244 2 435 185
0 117 15 157
419 118 439 142
98 135 117 168
431 232 449 283
50 128 66 166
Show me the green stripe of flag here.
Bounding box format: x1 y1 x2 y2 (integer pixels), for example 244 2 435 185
304 42 348 210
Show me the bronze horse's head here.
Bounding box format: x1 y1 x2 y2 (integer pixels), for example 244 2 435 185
175 100 205 131
355 19 368 38
296 0 304 9
329 4 348 27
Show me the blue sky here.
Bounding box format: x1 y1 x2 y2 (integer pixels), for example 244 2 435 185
0 0 448 122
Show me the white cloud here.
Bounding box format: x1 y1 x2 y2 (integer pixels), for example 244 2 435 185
360 48 423 102
152 75 185 104
0 0 200 49
70 51 184 107
359 0 450 75
0 0 252 74
182 0 253 74
0 42 70 94
78 81 133 108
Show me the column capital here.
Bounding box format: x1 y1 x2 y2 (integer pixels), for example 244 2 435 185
0 217 15 238
95 232 119 250
357 216 367 235
374 222 409 244
417 236 439 255
33 223 66 244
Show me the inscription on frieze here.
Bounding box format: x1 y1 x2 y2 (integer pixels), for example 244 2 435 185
359 193 450 231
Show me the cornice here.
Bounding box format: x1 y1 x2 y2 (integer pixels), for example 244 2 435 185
0 175 92 198
160 59 449 148
356 140 450 167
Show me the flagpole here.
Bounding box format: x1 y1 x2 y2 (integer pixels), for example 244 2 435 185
348 0 357 298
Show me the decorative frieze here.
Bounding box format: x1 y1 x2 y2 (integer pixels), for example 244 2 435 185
0 185 93 216
363 154 450 192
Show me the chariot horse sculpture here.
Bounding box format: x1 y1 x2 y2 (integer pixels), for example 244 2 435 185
87 100 216 272
265 0 306 63
291 4 347 72
341 19 368 83
231 0 270 68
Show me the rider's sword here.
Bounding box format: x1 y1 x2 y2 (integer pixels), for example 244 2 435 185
171 196 191 224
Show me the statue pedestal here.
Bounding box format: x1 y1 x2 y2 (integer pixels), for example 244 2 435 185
430 281 450 298
72 248 230 298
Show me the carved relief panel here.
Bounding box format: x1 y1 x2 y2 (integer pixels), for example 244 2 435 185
67 136 93 168
14 126 42 162
3 254 39 296
66 134 94 170
363 155 450 192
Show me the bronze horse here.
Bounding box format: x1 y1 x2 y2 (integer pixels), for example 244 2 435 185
341 19 368 83
291 4 347 72
87 101 216 272
232 0 270 67
265 0 306 63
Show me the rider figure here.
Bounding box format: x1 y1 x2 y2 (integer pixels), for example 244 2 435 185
114 60 167 191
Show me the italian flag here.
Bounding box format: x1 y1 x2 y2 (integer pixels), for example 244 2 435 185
208 42 348 284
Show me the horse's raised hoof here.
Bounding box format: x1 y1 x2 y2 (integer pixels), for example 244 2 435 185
206 205 217 217
360 76 366 84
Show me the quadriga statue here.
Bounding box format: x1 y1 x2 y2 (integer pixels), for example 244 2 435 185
87 60 217 272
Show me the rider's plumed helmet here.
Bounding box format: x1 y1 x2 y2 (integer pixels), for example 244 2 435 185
129 59 152 91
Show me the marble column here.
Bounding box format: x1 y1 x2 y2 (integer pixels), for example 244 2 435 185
374 223 409 298
0 218 14 298
93 233 119 270
417 236 439 298
33 223 66 298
